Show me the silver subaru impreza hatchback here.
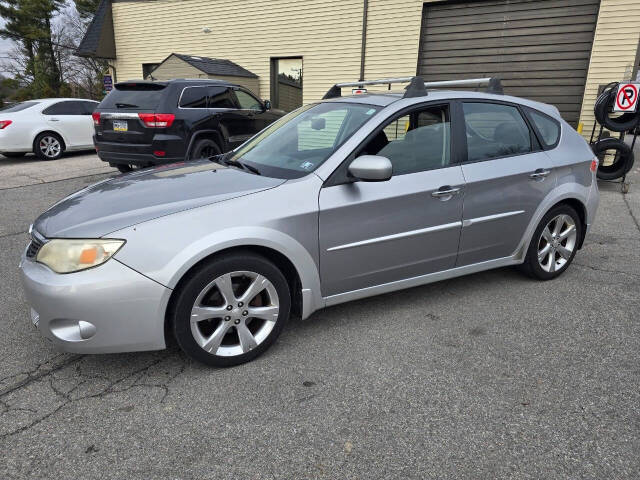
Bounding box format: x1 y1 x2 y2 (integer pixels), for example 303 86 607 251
20 77 599 366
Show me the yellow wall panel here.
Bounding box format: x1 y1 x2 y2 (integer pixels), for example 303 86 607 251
110 0 425 104
579 0 640 139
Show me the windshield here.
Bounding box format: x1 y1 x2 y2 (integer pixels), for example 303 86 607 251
0 101 40 112
229 102 381 178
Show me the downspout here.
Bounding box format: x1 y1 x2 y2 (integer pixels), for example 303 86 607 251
359 0 368 82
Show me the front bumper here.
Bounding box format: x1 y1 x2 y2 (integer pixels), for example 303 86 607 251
19 253 171 354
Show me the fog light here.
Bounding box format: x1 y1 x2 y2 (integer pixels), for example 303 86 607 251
49 319 96 342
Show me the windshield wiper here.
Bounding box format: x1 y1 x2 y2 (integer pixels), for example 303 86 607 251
115 103 139 108
216 155 261 175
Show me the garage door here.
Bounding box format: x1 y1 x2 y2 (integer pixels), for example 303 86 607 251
417 0 600 126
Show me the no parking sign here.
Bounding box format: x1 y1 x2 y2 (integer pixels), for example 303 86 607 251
614 83 639 112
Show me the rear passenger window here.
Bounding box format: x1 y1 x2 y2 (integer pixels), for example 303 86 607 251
179 87 208 108
208 87 235 109
527 109 560 148
463 102 531 162
43 101 84 115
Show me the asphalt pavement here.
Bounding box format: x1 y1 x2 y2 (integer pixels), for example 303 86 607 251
0 152 639 479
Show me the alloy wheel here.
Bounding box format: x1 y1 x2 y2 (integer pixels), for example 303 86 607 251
39 136 61 159
190 271 279 357
537 214 577 273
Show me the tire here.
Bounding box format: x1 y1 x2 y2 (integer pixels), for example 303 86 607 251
115 164 149 174
1 152 26 158
116 164 133 173
592 137 634 180
33 132 64 160
172 252 291 367
519 204 582 281
189 138 221 160
594 86 640 133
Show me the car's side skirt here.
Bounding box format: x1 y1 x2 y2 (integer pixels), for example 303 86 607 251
323 255 520 308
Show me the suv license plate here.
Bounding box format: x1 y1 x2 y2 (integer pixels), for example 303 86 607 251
113 120 128 132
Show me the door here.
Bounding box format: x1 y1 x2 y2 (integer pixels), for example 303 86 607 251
232 88 271 136
208 86 250 149
319 103 466 297
417 0 599 127
456 101 556 266
42 101 94 147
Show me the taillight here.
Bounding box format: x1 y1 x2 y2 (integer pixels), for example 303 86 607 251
0 120 12 129
138 113 175 128
590 158 598 172
92 112 101 126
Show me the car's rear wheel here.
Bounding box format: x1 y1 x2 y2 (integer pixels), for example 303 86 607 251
190 138 221 160
34 133 64 160
172 252 291 367
1 152 26 158
114 163 151 173
519 204 582 280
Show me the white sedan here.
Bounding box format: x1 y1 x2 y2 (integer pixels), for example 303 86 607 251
0 98 99 160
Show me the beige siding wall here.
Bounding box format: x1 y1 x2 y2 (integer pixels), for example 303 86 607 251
579 0 640 138
110 0 425 103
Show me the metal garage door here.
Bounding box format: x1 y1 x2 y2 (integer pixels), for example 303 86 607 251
417 0 600 126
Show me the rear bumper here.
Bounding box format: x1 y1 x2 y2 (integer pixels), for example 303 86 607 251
19 251 171 354
94 136 185 166
97 149 182 167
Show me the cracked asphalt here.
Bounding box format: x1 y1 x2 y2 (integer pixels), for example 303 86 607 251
1 152 639 479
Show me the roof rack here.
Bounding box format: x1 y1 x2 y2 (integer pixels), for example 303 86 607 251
322 76 503 99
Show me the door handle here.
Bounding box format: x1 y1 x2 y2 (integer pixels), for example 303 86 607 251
529 168 551 180
50 118 60 122
431 186 461 199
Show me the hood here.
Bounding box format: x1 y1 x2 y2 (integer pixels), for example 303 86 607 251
34 161 285 238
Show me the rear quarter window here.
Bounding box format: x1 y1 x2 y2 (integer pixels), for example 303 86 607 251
526 108 561 148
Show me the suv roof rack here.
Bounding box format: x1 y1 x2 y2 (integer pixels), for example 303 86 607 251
322 76 503 99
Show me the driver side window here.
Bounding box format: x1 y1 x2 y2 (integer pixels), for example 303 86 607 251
359 104 451 175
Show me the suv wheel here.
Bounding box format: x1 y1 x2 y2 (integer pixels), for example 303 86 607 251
519 204 582 280
172 252 291 367
190 138 221 160
34 132 64 160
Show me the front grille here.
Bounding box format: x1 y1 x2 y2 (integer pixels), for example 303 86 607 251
26 232 46 258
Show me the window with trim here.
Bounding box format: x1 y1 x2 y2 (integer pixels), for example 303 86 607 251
527 108 560 148
42 101 85 115
358 104 451 175
179 87 208 108
234 90 262 110
208 87 235 109
463 102 532 162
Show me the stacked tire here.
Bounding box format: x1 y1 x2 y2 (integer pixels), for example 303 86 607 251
592 83 638 180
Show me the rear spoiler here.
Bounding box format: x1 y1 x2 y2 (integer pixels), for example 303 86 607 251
114 81 168 90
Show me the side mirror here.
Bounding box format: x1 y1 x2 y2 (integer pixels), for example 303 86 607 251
263 99 271 111
348 155 393 182
311 117 326 130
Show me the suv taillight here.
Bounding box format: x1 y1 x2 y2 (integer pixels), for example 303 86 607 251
138 113 175 128
92 112 101 126
0 120 12 129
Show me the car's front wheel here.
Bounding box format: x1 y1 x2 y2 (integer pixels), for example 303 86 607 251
519 204 582 280
34 132 64 160
172 252 291 367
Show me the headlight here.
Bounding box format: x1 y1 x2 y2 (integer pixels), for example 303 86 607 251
36 239 125 274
